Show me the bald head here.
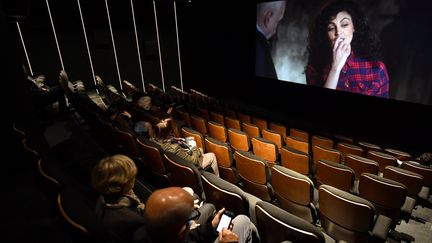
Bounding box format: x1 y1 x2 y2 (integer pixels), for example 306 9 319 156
144 187 194 242
256 1 286 39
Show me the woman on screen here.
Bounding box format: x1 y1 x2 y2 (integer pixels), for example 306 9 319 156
305 0 389 98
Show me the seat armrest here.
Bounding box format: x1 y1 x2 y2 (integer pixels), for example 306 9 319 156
372 214 392 242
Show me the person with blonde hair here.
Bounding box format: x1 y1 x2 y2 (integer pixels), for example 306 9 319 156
151 118 220 176
91 154 145 242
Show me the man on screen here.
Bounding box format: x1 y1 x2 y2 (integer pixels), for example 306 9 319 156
255 0 286 79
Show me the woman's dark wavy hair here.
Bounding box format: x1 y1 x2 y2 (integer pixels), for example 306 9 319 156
307 0 380 72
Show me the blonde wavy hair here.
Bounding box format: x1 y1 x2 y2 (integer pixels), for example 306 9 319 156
91 154 137 197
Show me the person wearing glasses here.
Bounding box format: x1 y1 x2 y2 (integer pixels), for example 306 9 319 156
138 187 259 243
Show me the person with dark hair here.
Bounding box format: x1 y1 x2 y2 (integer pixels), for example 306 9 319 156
306 0 389 98
256 0 286 79
416 152 432 167
151 118 219 177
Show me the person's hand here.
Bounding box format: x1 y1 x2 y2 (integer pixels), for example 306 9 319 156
121 111 132 118
219 228 239 243
331 35 351 71
212 208 225 228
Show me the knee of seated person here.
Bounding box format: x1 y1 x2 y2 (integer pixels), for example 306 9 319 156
232 215 251 225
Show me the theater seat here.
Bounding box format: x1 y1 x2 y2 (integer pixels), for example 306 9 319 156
316 160 355 192
255 200 326 243
319 185 391 243
401 161 432 207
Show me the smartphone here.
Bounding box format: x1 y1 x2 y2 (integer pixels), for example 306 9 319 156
216 211 234 232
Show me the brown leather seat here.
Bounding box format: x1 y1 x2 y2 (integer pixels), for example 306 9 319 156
225 116 241 130
319 185 390 243
280 146 311 176
210 111 225 125
237 112 252 124
357 141 382 156
242 122 260 139
316 160 355 192
367 150 397 174
285 136 309 155
228 128 251 152
174 109 191 127
190 114 208 135
204 137 239 184
333 134 354 144
136 137 171 186
384 148 412 161
345 154 379 179
224 108 237 119
311 135 334 149
251 137 278 167
269 122 287 140
261 128 283 150
234 150 274 201
289 128 309 142
207 121 228 143
401 161 432 207
114 126 141 159
181 126 206 152
197 107 210 121
359 173 407 228
312 145 341 164
337 142 363 163
252 116 268 131
271 165 318 223
201 171 249 216
163 153 205 199
255 201 326 243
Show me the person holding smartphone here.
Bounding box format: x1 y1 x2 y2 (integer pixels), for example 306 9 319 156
139 187 259 243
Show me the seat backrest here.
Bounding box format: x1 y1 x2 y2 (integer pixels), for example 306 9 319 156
252 116 268 131
234 150 273 201
181 126 206 152
251 137 278 166
197 107 210 121
207 121 228 143
312 145 341 164
359 173 407 228
280 147 311 176
345 154 379 179
384 148 412 161
383 166 424 198
316 160 355 191
174 109 191 127
367 150 397 174
311 135 334 149
225 116 241 130
401 161 432 188
269 122 287 140
285 136 309 155
319 185 375 243
136 137 170 185
357 141 381 156
271 165 317 223
237 112 252 124
201 171 249 216
210 111 225 125
224 108 237 119
190 114 208 135
290 128 309 142
163 153 205 200
242 122 260 139
204 137 238 184
255 201 325 243
261 128 283 150
228 128 251 152
337 142 363 162
333 134 354 144
114 126 140 158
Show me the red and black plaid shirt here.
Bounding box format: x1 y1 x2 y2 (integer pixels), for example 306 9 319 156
306 53 389 98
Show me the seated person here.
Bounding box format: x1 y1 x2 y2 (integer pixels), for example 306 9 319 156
151 118 219 177
105 101 153 138
416 152 432 167
26 73 69 115
139 187 259 243
91 154 146 242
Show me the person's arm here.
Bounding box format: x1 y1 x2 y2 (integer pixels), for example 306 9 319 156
376 62 390 98
324 36 351 89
